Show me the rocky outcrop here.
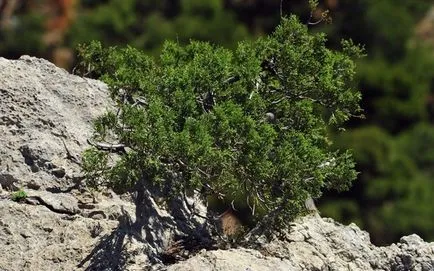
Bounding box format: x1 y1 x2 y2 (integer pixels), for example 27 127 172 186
0 56 433 271
167 214 434 271
0 56 150 270
0 55 109 191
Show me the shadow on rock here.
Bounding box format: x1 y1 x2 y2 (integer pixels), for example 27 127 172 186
78 177 215 269
77 207 135 271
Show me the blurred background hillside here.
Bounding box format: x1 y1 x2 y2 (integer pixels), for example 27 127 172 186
1 0 433 245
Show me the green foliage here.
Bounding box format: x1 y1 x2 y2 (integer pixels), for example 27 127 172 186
11 189 27 202
79 16 362 226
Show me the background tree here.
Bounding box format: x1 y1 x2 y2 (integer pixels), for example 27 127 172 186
310 0 434 245
69 0 250 56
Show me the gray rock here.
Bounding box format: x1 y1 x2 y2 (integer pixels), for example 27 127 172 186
50 167 66 178
167 214 434 271
0 171 19 191
26 190 80 215
0 55 112 191
0 200 121 271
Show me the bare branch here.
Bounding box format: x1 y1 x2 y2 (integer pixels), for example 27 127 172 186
230 200 238 211
61 139 82 165
307 19 324 26
223 76 240 84
87 139 126 153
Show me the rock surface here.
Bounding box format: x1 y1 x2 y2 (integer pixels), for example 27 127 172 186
0 56 152 270
0 56 433 271
0 55 109 191
167 214 434 271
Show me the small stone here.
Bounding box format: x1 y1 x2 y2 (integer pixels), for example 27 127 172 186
88 211 106 220
399 234 424 246
26 180 41 190
27 190 80 214
78 202 95 210
51 167 66 178
30 165 39 172
43 227 53 233
70 173 85 184
20 232 32 238
90 222 103 238
44 161 55 170
24 197 40 205
0 172 19 191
